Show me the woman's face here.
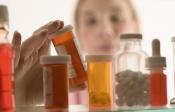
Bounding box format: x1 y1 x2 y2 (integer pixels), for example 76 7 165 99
77 0 139 54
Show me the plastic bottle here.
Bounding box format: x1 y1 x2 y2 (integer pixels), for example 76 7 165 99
50 25 87 90
40 55 71 112
86 55 114 110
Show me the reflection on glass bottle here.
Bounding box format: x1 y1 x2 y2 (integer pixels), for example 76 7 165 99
117 34 148 72
170 37 175 104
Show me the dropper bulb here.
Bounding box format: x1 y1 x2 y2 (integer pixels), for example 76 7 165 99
145 38 166 68
152 39 161 57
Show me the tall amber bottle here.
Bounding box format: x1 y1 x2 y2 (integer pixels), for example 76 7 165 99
86 55 114 110
50 25 87 89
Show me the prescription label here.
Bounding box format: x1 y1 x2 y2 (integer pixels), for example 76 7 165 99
55 45 76 78
43 67 53 107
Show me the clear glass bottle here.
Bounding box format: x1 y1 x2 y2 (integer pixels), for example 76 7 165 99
0 5 14 112
170 36 175 104
115 34 149 109
116 34 148 72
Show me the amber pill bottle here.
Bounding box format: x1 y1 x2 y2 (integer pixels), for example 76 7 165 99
40 55 70 112
86 55 114 110
50 25 87 89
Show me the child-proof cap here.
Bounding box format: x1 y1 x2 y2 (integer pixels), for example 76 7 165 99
0 5 9 23
85 55 114 62
40 55 71 64
49 25 73 39
120 33 142 40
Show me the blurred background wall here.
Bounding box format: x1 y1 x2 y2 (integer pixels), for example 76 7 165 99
1 0 175 102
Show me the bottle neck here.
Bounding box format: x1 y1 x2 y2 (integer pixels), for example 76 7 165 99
0 21 9 43
149 67 165 74
121 39 142 51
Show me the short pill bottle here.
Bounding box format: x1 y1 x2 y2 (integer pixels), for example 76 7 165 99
40 55 71 112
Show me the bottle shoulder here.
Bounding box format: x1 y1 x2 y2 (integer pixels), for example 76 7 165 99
0 43 12 50
117 50 148 58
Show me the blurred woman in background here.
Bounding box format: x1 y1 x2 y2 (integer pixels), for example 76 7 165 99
12 0 140 106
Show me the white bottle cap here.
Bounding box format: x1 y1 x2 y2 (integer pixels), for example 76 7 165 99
49 25 73 39
40 55 71 64
85 55 114 62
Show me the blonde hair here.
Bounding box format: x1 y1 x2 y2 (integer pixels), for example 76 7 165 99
74 0 138 29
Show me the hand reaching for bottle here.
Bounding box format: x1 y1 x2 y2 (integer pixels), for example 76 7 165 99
12 20 64 105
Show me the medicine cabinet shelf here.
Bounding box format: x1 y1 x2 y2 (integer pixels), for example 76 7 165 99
16 104 175 112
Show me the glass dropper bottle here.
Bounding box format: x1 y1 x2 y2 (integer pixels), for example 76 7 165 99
0 5 14 112
145 39 167 106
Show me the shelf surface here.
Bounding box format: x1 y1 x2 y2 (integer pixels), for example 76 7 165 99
16 104 175 112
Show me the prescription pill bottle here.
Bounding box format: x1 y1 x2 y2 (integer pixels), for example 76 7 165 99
40 55 70 112
49 25 87 89
85 55 114 110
